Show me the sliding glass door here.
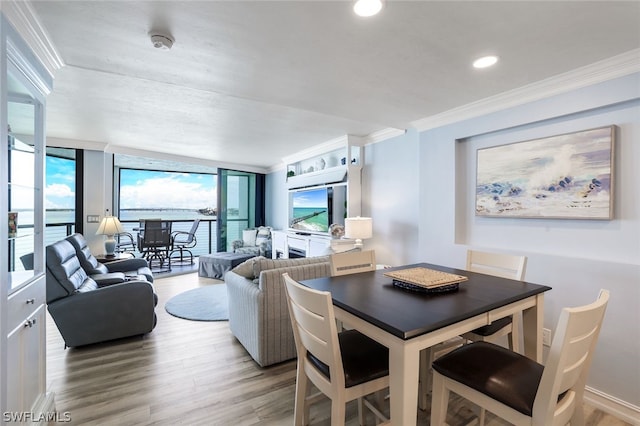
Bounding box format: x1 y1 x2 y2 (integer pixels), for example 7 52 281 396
217 169 265 252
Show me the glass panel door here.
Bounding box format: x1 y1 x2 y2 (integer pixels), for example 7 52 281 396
217 169 256 252
6 69 39 292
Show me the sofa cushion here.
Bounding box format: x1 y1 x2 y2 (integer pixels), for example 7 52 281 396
231 256 265 279
255 226 271 246
230 255 330 280
253 256 330 278
243 229 258 247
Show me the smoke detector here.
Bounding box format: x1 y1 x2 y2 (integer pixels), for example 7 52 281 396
150 33 174 50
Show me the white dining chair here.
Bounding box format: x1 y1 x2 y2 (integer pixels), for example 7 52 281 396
283 273 389 426
431 289 609 426
418 249 527 411
461 249 527 350
330 250 376 276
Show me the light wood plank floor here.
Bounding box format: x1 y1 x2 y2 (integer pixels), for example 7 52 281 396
46 272 629 425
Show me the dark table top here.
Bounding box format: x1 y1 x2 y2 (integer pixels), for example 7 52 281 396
300 262 552 340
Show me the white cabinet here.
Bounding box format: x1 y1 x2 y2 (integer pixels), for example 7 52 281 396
1 9 56 422
7 303 46 415
271 230 333 259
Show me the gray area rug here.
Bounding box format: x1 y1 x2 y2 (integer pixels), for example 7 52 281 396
165 285 228 321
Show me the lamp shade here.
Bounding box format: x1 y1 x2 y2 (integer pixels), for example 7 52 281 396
96 216 124 236
344 217 373 240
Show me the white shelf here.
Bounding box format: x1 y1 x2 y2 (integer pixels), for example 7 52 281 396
286 165 348 189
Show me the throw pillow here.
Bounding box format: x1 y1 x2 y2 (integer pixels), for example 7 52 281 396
255 226 271 246
242 229 258 247
231 256 261 279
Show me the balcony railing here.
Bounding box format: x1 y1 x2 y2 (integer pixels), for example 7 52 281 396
9 218 250 272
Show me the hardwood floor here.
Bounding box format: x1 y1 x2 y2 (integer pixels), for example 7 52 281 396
46 273 629 425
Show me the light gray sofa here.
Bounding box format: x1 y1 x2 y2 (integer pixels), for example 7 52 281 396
225 256 331 367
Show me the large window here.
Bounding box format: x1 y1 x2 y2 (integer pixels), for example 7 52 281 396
45 147 76 244
115 157 218 255
113 154 263 255
118 168 217 221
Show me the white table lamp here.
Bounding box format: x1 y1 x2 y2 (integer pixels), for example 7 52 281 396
344 217 373 249
96 216 124 256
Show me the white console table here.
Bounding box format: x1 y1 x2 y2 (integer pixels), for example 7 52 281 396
272 230 356 259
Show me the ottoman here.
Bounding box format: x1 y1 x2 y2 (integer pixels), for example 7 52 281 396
199 252 255 279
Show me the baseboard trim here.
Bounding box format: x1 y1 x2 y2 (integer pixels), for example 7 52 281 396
584 386 640 425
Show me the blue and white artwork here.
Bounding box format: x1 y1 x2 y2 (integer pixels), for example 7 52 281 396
476 126 614 219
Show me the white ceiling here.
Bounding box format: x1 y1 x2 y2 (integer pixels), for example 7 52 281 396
30 1 640 172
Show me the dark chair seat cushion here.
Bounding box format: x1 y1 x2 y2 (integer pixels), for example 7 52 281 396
469 315 512 336
307 329 389 388
432 341 543 416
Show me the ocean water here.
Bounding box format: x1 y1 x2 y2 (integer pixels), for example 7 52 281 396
291 207 329 232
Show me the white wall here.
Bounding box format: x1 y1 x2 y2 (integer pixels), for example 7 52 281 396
82 150 112 254
265 168 288 231
418 73 640 413
362 128 421 266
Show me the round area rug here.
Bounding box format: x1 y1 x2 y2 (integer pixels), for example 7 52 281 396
165 285 229 321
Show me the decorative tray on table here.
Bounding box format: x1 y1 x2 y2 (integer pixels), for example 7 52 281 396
384 267 468 294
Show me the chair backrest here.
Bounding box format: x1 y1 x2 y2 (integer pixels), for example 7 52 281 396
283 273 346 391
141 220 172 247
533 290 609 425
115 232 136 253
45 239 98 303
329 249 376 276
189 219 201 235
66 233 108 274
466 249 526 280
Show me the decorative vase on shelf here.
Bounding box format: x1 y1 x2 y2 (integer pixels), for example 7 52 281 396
329 223 345 239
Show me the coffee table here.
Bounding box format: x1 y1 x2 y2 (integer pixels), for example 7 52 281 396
198 252 255 279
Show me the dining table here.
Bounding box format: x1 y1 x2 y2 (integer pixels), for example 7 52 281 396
300 262 552 426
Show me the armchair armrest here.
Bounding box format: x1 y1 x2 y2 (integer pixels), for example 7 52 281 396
105 257 150 272
231 240 244 251
92 272 126 287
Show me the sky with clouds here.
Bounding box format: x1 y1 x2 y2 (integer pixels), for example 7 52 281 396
45 156 76 209
119 169 217 209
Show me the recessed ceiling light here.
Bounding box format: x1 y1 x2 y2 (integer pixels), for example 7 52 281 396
354 0 383 17
473 55 499 69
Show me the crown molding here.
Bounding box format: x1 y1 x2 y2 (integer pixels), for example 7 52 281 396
363 127 406 145
412 49 640 132
1 0 64 79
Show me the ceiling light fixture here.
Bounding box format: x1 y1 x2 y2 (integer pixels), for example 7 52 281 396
354 0 383 17
473 55 499 69
150 33 174 50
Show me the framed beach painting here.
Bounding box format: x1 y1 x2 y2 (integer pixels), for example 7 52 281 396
475 126 615 219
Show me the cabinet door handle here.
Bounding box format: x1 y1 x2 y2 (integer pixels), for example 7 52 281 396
26 298 35 304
